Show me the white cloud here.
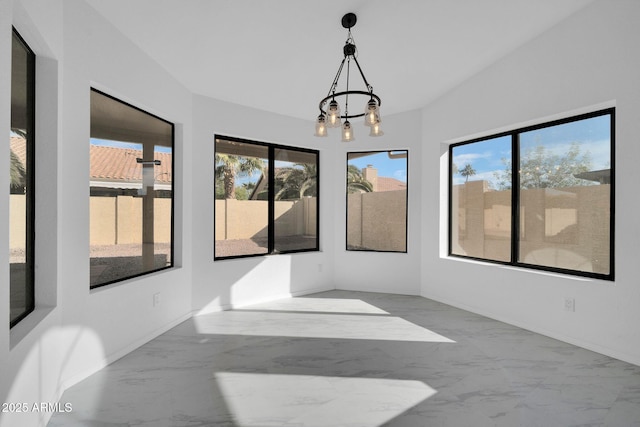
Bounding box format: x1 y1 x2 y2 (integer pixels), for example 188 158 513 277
393 169 407 182
452 151 492 166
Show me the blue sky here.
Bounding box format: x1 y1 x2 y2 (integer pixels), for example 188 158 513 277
90 138 173 153
347 151 408 182
451 114 611 186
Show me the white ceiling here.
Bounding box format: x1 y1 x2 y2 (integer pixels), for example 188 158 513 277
85 0 594 121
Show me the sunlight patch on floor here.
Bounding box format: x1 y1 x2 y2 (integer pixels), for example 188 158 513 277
194 309 455 343
236 297 390 314
215 372 437 427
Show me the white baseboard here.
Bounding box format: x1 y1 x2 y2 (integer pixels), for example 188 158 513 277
421 291 640 367
192 285 336 316
58 311 193 393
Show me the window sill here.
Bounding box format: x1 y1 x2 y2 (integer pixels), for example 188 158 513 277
10 306 56 350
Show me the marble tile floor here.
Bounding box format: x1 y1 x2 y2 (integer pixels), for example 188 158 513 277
48 290 640 427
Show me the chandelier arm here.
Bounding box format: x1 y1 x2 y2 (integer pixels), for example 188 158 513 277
344 57 350 116
351 55 376 100
319 58 347 115
327 58 346 98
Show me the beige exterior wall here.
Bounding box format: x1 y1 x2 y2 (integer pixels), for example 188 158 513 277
452 181 611 274
86 196 172 245
215 199 268 240
215 197 317 241
153 198 172 243
347 190 407 251
9 194 27 249
90 196 117 245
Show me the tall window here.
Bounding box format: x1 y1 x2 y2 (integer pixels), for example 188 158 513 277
10 29 35 327
215 136 319 259
90 89 174 288
449 109 614 280
346 151 408 253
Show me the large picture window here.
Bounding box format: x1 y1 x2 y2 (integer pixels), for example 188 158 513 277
10 29 36 327
215 136 319 259
449 109 614 280
346 151 408 253
90 89 174 288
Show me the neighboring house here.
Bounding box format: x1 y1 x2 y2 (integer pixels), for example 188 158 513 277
11 138 173 197
361 164 407 192
377 176 407 192
89 145 172 197
574 169 611 184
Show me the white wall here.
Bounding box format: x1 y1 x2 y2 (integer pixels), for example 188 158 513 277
3 1 640 426
191 95 334 314
333 109 423 295
0 0 14 422
1 1 194 426
422 0 640 366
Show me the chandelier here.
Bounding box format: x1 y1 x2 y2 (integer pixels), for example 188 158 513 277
314 13 383 141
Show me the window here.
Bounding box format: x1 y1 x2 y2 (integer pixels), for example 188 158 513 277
346 151 408 253
215 136 319 259
10 29 36 327
449 109 614 280
89 89 174 288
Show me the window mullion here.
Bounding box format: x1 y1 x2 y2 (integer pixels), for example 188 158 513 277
511 133 520 265
268 146 275 254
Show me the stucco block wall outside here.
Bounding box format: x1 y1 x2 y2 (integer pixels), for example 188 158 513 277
88 196 172 245
347 190 407 252
214 197 318 240
451 181 610 274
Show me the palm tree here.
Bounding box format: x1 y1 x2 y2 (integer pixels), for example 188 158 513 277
347 164 373 193
215 153 264 199
460 163 476 183
274 163 317 200
10 150 26 193
10 131 27 194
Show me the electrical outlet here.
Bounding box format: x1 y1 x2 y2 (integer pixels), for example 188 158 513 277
564 297 575 312
153 293 161 307
318 263 323 273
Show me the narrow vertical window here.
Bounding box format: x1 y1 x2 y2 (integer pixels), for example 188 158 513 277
90 89 174 288
346 151 408 252
214 138 269 258
450 136 512 262
10 29 36 327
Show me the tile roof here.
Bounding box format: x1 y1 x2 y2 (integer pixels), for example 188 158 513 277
10 137 172 184
376 177 407 192
90 145 172 184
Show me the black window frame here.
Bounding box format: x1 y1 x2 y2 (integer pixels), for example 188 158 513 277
89 88 175 289
448 108 615 281
345 150 409 253
214 135 320 260
10 28 36 328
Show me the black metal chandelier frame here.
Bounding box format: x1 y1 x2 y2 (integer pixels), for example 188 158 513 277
318 13 382 121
